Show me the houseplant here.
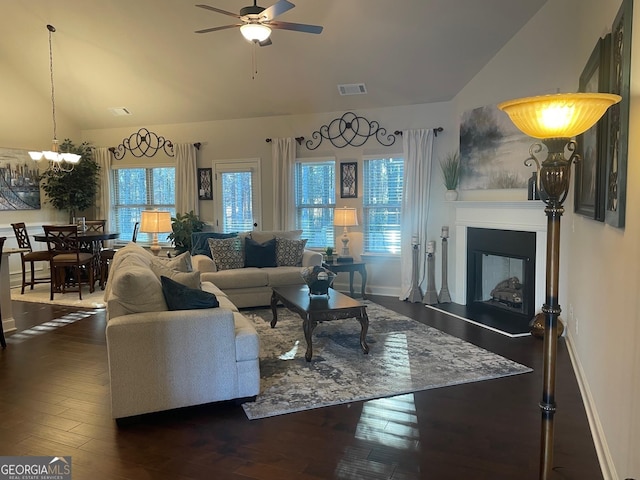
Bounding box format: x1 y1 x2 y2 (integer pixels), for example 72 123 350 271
440 151 460 201
40 139 100 221
168 211 206 254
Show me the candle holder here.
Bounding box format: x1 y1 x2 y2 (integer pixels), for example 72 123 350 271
439 227 451 303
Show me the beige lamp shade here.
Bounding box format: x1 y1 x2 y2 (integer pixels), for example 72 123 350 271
498 93 621 139
140 210 172 233
334 207 358 227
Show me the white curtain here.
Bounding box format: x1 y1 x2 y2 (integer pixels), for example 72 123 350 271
399 129 435 300
175 143 198 216
94 147 112 226
272 137 296 230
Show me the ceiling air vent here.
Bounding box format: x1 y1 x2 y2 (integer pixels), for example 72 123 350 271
108 107 132 116
338 83 367 96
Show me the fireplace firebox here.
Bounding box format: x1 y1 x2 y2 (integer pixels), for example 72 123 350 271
466 227 536 321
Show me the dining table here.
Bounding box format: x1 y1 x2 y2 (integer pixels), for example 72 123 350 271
34 229 120 289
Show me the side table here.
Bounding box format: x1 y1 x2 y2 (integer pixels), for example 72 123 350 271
322 260 367 299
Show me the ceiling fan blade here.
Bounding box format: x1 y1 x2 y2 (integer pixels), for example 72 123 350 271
261 0 295 21
194 24 242 34
259 37 273 47
195 4 240 18
269 20 323 34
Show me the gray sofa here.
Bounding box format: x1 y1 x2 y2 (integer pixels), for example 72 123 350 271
191 230 323 308
104 242 260 420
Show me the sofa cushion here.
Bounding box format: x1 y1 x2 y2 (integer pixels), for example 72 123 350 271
191 231 237 258
160 276 220 311
152 251 193 272
208 237 245 270
109 265 168 317
150 261 201 289
204 268 269 290
263 266 306 287
244 237 277 268
276 237 308 266
250 229 302 244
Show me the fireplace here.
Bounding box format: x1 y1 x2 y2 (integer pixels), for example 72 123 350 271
466 227 536 320
453 201 547 311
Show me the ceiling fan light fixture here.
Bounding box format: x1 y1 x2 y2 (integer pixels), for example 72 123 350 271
240 23 271 42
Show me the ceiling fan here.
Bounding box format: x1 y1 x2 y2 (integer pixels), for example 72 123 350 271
194 0 323 46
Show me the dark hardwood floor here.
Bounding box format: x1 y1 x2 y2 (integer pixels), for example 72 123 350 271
0 296 602 479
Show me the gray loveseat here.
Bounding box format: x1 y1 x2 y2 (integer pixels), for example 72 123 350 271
191 230 322 308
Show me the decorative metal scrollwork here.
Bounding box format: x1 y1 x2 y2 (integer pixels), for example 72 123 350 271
109 128 174 159
305 112 396 150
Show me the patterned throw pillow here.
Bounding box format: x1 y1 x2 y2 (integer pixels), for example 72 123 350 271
191 232 237 258
276 237 308 267
208 237 244 270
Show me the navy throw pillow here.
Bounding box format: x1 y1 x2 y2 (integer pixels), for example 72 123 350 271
244 237 277 268
191 231 237 257
160 276 219 310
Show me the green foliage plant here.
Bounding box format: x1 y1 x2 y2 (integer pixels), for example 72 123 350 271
440 151 460 190
40 139 100 221
167 211 206 254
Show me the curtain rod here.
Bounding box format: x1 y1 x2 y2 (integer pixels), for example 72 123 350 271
265 137 305 145
394 127 443 137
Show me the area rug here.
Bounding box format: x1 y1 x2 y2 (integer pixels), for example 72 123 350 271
241 301 532 420
10 283 106 309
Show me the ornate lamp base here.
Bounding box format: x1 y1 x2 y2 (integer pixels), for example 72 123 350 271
529 313 565 339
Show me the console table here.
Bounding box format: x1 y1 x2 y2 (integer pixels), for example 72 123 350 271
322 260 367 299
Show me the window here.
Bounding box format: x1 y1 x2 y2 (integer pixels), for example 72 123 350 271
295 159 335 248
363 157 404 254
214 160 262 233
111 167 175 244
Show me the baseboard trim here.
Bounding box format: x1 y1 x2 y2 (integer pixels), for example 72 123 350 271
565 331 617 480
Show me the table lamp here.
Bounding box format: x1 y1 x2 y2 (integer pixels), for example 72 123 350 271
334 207 358 263
140 210 172 256
498 92 620 480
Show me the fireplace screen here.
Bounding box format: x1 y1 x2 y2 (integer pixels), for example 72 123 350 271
477 254 525 312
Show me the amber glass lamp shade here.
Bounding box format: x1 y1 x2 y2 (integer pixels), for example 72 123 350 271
498 93 621 139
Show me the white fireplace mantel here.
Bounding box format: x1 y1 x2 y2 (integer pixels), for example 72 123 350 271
452 201 547 309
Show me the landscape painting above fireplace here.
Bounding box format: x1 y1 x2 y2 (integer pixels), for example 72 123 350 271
459 104 533 190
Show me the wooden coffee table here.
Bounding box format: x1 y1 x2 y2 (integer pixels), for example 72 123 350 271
270 285 369 362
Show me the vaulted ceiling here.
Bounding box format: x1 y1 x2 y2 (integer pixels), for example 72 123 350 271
3 0 547 130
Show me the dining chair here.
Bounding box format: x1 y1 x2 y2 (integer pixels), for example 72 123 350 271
0 236 7 348
84 220 106 232
11 222 52 294
43 225 95 301
100 222 139 289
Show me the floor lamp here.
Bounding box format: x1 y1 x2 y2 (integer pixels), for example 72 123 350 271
140 210 172 256
498 92 620 480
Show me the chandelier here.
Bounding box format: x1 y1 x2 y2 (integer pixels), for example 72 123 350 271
28 25 81 173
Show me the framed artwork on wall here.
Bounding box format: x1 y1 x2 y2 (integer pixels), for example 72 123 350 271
340 162 357 198
605 0 632 228
575 34 610 221
0 148 41 210
198 168 213 200
459 105 532 190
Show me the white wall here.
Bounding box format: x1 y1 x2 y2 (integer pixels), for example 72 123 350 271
454 0 639 477
82 102 457 297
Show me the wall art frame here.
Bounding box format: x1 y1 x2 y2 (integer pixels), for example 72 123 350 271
198 167 213 200
575 34 610 221
340 162 358 198
605 0 632 228
0 147 42 210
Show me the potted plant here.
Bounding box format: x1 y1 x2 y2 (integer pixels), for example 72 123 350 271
325 246 334 262
40 139 100 221
440 151 460 201
168 211 206 254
